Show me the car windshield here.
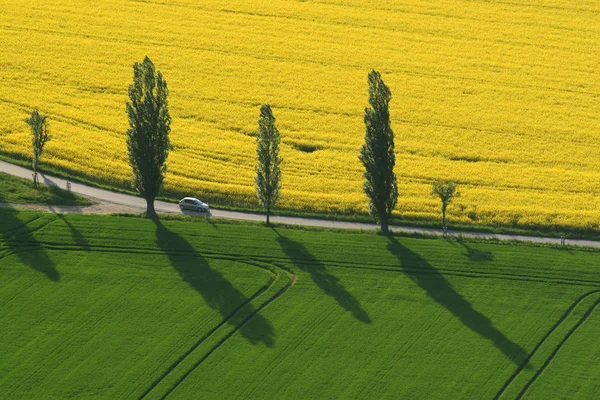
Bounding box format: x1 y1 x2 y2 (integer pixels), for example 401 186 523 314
182 198 204 205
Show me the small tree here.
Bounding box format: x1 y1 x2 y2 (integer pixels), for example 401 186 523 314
25 109 51 187
255 104 282 225
359 70 398 234
431 181 460 228
126 56 171 219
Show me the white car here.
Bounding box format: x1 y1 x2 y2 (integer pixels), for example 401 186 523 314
179 197 210 212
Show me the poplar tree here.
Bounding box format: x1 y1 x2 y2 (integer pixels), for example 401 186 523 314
126 56 171 219
359 70 398 234
255 104 282 225
25 109 51 187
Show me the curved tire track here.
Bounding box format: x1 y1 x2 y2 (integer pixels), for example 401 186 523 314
5 237 600 289
139 261 296 400
515 296 600 399
495 289 600 399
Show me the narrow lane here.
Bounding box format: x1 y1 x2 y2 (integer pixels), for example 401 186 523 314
0 160 594 248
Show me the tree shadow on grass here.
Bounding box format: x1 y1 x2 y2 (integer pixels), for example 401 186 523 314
387 236 528 366
457 240 494 262
44 184 85 205
153 219 274 346
55 214 90 251
274 229 371 324
0 206 60 282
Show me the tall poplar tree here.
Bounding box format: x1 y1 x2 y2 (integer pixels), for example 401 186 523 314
255 104 282 225
359 70 398 234
126 56 171 219
25 109 51 187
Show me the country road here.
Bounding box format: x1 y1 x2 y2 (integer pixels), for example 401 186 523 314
1 160 598 248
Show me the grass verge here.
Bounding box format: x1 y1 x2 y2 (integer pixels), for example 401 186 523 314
0 171 92 206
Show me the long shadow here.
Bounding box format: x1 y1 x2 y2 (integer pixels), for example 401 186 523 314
387 236 528 366
0 205 60 282
56 214 90 251
153 219 274 346
458 240 494 262
274 230 371 323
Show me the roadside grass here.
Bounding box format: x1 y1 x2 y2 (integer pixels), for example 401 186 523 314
1 212 599 398
0 171 92 206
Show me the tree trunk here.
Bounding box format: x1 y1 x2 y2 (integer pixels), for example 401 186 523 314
442 204 447 228
266 206 270 225
32 157 38 187
145 197 157 219
380 213 389 234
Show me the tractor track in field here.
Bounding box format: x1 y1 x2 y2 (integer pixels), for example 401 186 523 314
0 221 298 400
0 215 42 239
514 296 600 399
0 215 58 262
4 214 600 397
137 260 296 400
495 289 600 399
5 240 600 289
156 266 296 400
0 230 297 399
2 215 51 242
136 260 277 400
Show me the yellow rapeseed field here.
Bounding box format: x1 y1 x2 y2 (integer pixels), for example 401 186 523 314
1 0 599 228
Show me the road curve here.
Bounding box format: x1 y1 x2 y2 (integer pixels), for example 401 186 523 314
1 160 598 248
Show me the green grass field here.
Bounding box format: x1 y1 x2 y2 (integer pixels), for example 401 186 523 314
1 212 599 398
0 172 91 206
